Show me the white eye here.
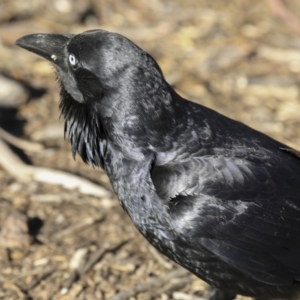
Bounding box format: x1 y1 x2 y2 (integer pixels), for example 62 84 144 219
69 54 78 66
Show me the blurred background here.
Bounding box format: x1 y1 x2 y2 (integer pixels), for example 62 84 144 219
0 0 300 299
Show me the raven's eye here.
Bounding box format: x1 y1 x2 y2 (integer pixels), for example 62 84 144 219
69 54 78 67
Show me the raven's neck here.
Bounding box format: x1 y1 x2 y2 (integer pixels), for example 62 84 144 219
59 87 107 168
60 79 189 169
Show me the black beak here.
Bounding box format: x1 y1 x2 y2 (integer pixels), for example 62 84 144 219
16 33 74 63
16 33 85 103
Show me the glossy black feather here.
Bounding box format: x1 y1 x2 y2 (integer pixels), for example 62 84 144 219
16 30 300 300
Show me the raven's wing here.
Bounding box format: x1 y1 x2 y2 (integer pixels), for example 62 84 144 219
151 147 300 285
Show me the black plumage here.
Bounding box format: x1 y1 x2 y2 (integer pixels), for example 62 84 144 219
16 30 300 300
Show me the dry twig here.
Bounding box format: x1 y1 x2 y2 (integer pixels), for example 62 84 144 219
53 217 103 240
0 138 111 198
79 241 128 277
60 241 128 295
148 246 173 270
20 269 54 292
0 127 43 152
111 268 190 300
173 292 206 300
267 0 300 31
155 277 194 297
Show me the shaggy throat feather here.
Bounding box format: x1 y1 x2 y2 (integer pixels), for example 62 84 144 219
59 86 106 168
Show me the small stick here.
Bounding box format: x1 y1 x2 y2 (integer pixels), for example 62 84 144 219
60 272 79 295
53 217 104 240
155 277 194 297
61 241 128 295
21 269 54 292
79 241 128 277
267 0 300 31
0 138 111 198
173 292 207 300
111 268 190 300
148 246 173 270
0 127 43 152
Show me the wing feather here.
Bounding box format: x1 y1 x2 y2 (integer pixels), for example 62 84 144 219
151 149 300 284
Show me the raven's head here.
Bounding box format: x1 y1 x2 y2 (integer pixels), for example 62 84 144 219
16 30 165 103
16 30 180 166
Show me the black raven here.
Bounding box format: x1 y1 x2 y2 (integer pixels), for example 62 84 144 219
16 30 300 300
